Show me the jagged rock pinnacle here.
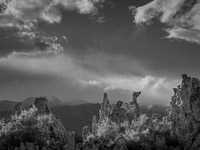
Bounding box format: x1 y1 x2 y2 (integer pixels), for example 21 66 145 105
169 74 200 149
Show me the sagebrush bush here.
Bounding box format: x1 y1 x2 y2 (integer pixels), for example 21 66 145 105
0 106 56 148
82 114 183 150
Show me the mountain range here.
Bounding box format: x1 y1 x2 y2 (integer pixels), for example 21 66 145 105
0 96 89 112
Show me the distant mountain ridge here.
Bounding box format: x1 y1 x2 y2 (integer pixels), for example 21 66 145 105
0 96 90 112
22 96 75 109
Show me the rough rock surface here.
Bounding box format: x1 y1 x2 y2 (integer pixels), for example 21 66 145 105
130 91 141 119
99 93 111 121
13 97 50 114
33 97 50 114
99 92 141 124
169 74 200 150
92 115 98 135
82 126 91 141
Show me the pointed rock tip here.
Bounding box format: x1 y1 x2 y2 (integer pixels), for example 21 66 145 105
103 93 108 98
182 74 188 79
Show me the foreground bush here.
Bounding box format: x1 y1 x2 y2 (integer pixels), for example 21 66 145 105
0 105 67 150
81 114 184 150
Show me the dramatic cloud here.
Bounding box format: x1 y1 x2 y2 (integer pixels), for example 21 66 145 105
0 0 103 26
134 0 200 44
0 50 179 104
0 0 104 56
0 0 196 105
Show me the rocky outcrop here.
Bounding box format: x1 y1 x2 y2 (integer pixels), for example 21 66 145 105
130 91 141 119
92 115 98 135
99 93 111 121
33 97 50 114
169 74 200 150
13 97 50 115
82 126 91 141
99 92 141 124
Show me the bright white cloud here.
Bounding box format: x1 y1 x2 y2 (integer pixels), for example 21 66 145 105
100 75 179 104
0 0 103 49
80 80 101 87
134 0 200 44
166 27 200 44
0 0 102 26
104 85 116 91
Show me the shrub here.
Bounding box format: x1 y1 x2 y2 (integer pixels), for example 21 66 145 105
0 106 55 148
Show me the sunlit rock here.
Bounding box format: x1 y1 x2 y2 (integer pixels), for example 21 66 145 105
92 115 98 135
82 126 91 141
99 92 142 125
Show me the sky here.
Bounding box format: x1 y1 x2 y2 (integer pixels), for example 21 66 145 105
0 0 200 105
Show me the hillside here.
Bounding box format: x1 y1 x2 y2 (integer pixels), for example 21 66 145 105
0 100 17 112
52 103 101 132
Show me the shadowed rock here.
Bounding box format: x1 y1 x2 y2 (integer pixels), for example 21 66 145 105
33 97 50 114
130 91 141 120
99 93 111 121
169 74 200 150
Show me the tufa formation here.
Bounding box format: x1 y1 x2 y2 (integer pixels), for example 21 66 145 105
169 74 200 150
